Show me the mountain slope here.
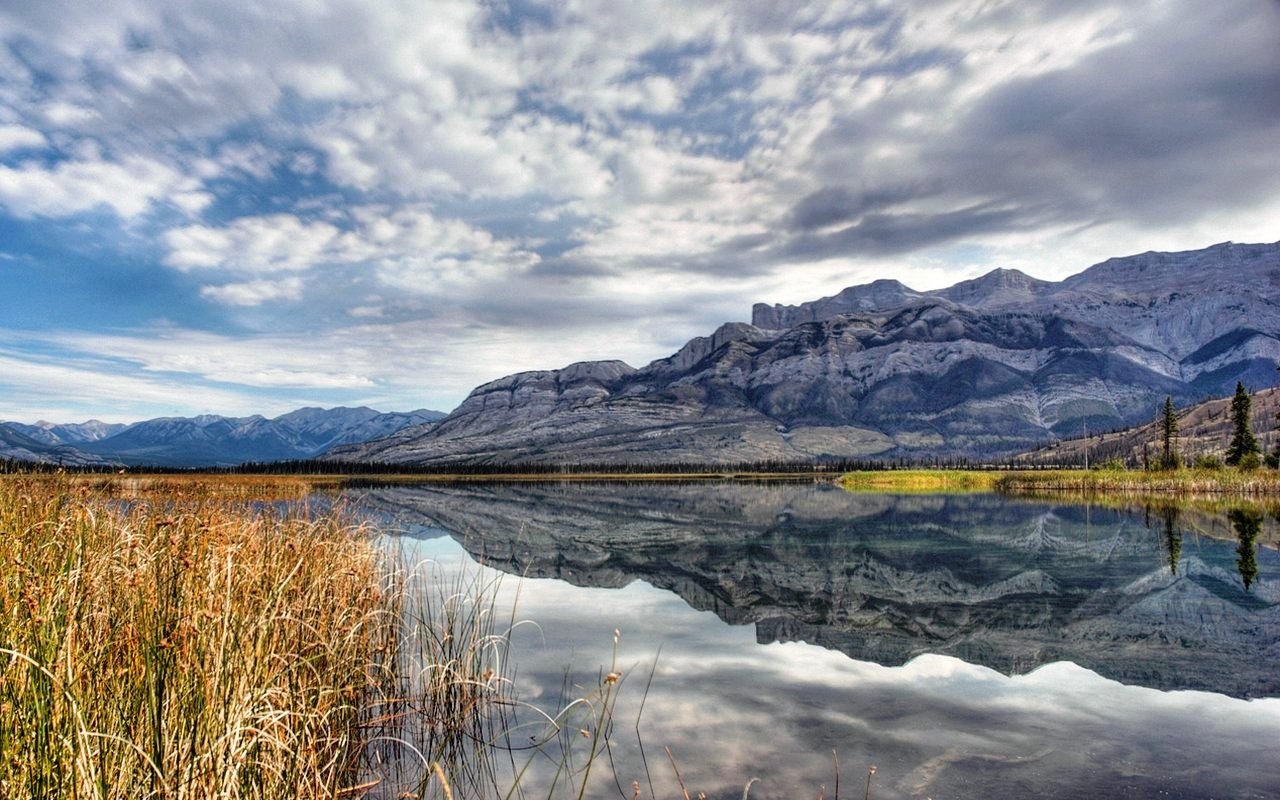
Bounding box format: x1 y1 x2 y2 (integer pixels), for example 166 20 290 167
332 240 1280 465
1015 386 1280 466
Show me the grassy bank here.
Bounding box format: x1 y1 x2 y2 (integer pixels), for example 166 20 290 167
0 473 667 799
836 467 1280 498
839 469 1002 493
993 468 1280 497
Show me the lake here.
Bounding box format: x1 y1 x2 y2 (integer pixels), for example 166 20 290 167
351 481 1280 799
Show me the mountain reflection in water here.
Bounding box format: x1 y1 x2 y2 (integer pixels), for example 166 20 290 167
358 482 1280 699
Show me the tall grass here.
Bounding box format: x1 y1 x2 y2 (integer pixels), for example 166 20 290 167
0 475 463 799
2 474 837 799
994 467 1280 497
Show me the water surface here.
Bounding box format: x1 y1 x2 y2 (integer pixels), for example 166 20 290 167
356 482 1280 799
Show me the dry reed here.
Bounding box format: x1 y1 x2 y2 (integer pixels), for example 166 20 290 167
0 476 404 798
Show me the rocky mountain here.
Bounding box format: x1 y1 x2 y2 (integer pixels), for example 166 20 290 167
2 406 446 468
0 423 117 466
360 482 1280 697
5 419 129 446
332 240 1280 464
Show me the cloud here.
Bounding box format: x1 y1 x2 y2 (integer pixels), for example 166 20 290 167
0 345 261 422
0 155 209 219
165 206 541 306
1 0 1278 419
200 276 304 306
165 215 344 272
0 124 46 153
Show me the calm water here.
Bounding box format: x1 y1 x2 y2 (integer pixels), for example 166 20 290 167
353 482 1280 799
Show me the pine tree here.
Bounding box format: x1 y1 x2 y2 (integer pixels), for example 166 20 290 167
1225 381 1260 466
1158 396 1179 470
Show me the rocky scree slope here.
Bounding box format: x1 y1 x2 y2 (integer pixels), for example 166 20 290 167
332 241 1280 464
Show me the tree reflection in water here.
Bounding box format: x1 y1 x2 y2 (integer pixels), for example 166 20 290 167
1229 507 1262 590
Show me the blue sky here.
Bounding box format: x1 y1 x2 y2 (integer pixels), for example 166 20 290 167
1 0 1278 423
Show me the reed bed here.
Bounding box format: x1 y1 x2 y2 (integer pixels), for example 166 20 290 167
64 473 341 500
0 475 663 800
993 468 1280 498
0 475 514 800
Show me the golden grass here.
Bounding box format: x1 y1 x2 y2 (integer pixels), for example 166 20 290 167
839 470 1001 493
0 473 668 799
0 474 525 799
993 467 1280 498
0 475 395 798
59 472 344 500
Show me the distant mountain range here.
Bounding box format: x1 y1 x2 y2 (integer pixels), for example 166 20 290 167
332 240 1280 464
0 407 446 467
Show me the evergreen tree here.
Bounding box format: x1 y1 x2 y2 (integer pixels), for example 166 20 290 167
1158 396 1179 470
1225 381 1260 466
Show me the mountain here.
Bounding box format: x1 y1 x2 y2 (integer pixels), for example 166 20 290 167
0 423 117 466
5 419 129 446
332 240 1280 465
2 407 447 468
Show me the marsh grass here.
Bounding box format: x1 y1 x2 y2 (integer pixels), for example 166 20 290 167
0 476 685 800
840 470 1001 493
0 475 398 799
994 467 1280 498
67 473 342 500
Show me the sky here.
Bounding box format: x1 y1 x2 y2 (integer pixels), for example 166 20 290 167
1 0 1278 424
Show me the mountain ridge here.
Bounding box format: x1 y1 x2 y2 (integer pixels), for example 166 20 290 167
331 239 1280 465
1 406 447 467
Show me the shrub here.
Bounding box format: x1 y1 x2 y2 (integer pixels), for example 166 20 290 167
1238 452 1262 471
1194 453 1224 470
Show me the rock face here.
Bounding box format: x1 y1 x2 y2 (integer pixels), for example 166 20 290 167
3 406 447 467
333 240 1280 464
359 482 1280 697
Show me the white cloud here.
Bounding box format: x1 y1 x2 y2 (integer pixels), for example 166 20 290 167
200 276 304 306
165 214 344 272
0 124 47 153
0 346 261 423
0 155 208 219
164 206 540 296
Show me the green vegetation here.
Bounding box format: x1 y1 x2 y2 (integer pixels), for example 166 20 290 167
1159 396 1180 470
839 470 1001 493
1226 381 1261 466
993 467 1280 497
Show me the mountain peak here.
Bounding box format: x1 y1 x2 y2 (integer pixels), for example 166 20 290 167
938 267 1052 308
753 278 925 328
